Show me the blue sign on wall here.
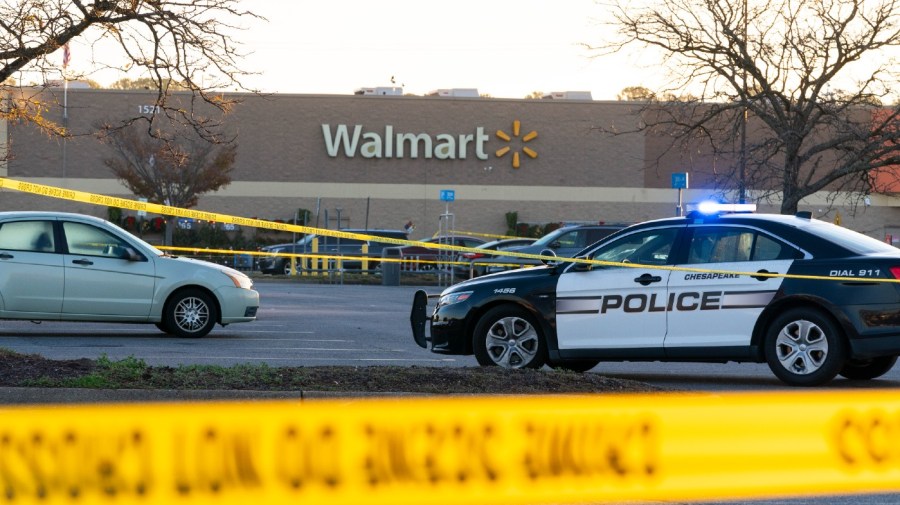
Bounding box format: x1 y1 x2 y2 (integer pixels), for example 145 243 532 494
671 173 689 189
440 189 456 202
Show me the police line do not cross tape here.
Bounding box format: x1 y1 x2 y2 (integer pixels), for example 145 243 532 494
1 176 898 283
3 391 900 505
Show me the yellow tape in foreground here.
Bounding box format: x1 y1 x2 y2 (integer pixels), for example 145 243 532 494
2 391 900 505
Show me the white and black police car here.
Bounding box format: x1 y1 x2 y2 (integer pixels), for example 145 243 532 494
410 204 900 386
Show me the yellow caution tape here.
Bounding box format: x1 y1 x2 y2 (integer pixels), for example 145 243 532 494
3 177 898 283
157 246 514 269
2 391 900 505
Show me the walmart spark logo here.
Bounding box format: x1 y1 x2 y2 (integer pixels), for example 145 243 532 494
495 120 538 169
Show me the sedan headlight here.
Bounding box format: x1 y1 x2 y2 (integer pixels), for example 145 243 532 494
223 270 254 290
438 291 473 307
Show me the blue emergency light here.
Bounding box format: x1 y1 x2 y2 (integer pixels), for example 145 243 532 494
688 201 758 215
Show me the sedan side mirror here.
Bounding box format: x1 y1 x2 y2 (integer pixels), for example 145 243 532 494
549 241 561 249
122 246 144 261
539 248 561 266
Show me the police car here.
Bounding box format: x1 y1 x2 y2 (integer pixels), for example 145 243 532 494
410 204 900 386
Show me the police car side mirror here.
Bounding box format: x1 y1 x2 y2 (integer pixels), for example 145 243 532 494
549 241 562 249
572 262 592 272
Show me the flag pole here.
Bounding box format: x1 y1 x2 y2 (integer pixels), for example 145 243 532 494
62 43 69 179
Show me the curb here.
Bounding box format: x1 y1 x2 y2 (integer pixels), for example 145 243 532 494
0 387 419 405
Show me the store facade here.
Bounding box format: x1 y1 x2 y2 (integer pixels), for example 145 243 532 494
3 88 900 241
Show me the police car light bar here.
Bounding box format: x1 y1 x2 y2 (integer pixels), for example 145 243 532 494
687 201 758 215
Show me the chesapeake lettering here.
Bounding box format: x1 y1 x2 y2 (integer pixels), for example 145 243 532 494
683 273 740 280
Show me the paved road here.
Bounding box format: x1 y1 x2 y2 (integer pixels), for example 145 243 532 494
3 280 900 392
0 282 471 367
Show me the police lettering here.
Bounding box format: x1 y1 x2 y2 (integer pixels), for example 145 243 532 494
833 409 900 468
362 421 498 487
172 428 262 495
598 292 723 314
523 416 658 481
276 425 341 490
0 429 152 500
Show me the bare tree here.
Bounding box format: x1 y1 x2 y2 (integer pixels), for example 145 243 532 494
605 0 900 214
617 86 655 101
100 123 236 244
109 77 187 90
0 0 262 145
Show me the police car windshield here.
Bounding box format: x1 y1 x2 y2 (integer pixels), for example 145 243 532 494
805 220 897 255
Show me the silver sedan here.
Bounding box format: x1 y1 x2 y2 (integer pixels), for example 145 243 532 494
0 211 259 337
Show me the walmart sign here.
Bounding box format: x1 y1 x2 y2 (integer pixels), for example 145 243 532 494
322 124 490 160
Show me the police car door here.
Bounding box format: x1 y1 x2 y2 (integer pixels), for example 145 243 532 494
664 225 799 352
556 226 681 350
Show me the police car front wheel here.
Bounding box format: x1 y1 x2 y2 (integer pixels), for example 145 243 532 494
764 308 846 387
473 306 547 369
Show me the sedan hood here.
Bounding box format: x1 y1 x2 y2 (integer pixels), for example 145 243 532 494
164 255 249 279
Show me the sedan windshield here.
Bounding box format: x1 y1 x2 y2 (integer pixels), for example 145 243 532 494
533 228 568 246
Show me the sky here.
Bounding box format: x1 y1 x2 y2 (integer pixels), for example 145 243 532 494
66 0 664 100
235 0 660 99
48 0 900 102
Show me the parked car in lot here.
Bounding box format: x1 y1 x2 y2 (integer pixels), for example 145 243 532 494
0 211 258 338
258 228 409 275
412 205 900 386
452 238 537 278
396 235 487 271
475 224 626 274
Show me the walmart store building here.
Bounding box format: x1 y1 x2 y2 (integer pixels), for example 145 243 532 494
2 88 899 241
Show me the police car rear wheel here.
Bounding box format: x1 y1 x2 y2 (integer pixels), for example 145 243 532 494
764 308 846 387
473 306 546 369
839 355 897 380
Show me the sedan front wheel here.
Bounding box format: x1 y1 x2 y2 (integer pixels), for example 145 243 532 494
164 289 218 338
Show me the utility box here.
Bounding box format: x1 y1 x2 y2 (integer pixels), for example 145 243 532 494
381 247 402 286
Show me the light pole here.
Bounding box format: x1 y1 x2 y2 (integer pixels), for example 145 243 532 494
738 0 748 204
